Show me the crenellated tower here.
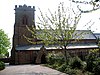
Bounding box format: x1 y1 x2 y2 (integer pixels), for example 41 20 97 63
13 4 35 46
11 4 35 64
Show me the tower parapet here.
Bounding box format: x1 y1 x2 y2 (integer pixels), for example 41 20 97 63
15 4 35 11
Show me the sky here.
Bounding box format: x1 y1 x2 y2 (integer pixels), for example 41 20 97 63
0 0 100 47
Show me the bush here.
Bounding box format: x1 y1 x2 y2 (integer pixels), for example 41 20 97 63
65 69 94 75
57 63 68 72
46 53 55 65
85 51 100 75
65 69 83 75
0 61 5 70
46 52 99 75
53 52 65 65
84 71 94 75
93 64 100 75
93 58 100 75
86 52 98 72
46 52 65 65
57 56 87 75
69 56 84 69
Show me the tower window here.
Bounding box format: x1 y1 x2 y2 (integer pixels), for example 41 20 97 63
22 15 28 25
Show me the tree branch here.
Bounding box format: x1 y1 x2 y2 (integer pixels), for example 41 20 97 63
71 0 100 13
71 0 93 4
77 5 100 13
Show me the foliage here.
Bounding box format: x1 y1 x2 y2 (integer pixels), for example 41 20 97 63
57 63 69 72
46 52 65 66
45 50 100 75
25 2 83 48
65 69 83 75
0 61 5 70
46 52 71 71
86 54 96 72
86 50 99 72
24 2 87 62
0 29 10 58
69 56 85 69
85 49 100 75
89 49 99 53
93 61 100 75
53 52 65 65
46 52 96 75
46 53 55 65
91 57 100 75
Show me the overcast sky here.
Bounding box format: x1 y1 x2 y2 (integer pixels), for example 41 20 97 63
0 0 100 45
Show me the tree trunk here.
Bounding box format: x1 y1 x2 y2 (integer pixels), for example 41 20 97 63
64 46 67 62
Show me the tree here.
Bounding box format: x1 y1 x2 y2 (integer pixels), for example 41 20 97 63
24 2 86 61
71 0 100 13
0 29 10 58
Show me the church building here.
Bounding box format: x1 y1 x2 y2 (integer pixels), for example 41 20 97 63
10 4 99 65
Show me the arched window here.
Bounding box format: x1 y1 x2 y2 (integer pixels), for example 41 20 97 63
22 15 28 25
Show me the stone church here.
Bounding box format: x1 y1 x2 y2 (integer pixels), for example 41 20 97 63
11 4 99 65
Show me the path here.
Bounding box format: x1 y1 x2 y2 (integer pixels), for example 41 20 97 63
0 64 67 75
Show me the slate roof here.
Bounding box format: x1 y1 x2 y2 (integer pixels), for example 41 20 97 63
72 30 96 39
15 30 98 50
36 30 96 40
94 33 100 39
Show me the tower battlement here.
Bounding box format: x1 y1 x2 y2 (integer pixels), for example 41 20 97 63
15 4 35 10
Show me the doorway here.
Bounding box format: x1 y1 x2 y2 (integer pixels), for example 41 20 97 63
41 54 46 64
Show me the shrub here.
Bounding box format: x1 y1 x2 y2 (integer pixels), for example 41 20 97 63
84 71 94 75
46 53 55 65
69 56 84 69
93 58 100 75
0 61 5 70
46 52 65 65
65 69 94 75
86 52 98 72
53 52 65 65
57 63 68 72
93 64 100 75
65 69 83 75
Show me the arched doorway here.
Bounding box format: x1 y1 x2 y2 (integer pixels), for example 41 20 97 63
35 46 47 64
41 54 46 64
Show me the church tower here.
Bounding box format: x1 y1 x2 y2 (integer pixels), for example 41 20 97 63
11 4 35 64
13 4 35 46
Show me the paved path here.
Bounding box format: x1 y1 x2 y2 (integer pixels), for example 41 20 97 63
0 64 67 75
